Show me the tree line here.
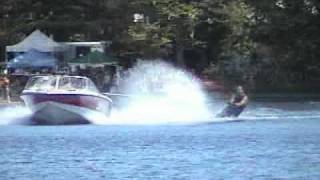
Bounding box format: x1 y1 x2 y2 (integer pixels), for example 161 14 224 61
0 0 320 90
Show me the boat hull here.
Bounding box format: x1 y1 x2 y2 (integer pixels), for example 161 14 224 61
21 93 112 125
30 102 90 125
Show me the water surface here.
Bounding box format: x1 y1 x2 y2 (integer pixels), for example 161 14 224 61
1 96 320 179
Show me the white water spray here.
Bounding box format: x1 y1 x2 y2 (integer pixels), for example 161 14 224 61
0 60 212 126
94 60 212 125
0 105 32 125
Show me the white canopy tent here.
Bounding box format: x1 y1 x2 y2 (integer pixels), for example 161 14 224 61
6 30 65 53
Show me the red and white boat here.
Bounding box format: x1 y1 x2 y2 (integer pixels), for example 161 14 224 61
21 75 112 125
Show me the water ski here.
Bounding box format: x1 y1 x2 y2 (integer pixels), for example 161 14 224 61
216 104 246 118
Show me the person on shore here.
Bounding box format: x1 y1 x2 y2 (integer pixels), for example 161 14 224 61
4 76 11 103
0 75 11 103
217 85 248 118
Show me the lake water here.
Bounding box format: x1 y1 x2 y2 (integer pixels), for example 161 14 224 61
1 96 320 179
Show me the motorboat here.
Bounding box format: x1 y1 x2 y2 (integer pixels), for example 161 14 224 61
21 75 112 125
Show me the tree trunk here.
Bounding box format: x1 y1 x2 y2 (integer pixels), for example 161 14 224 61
176 45 185 68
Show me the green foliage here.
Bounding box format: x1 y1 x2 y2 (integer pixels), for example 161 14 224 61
219 1 255 56
125 0 203 64
0 0 131 41
200 0 257 86
1 0 320 89
245 0 320 86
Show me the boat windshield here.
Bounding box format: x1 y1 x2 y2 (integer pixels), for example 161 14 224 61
25 76 57 91
58 77 99 92
25 76 99 93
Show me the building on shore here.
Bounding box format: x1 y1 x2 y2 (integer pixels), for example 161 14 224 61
3 29 119 99
5 29 115 75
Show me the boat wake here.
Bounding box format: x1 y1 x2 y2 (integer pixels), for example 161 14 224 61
209 114 320 124
1 104 320 125
207 105 320 124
